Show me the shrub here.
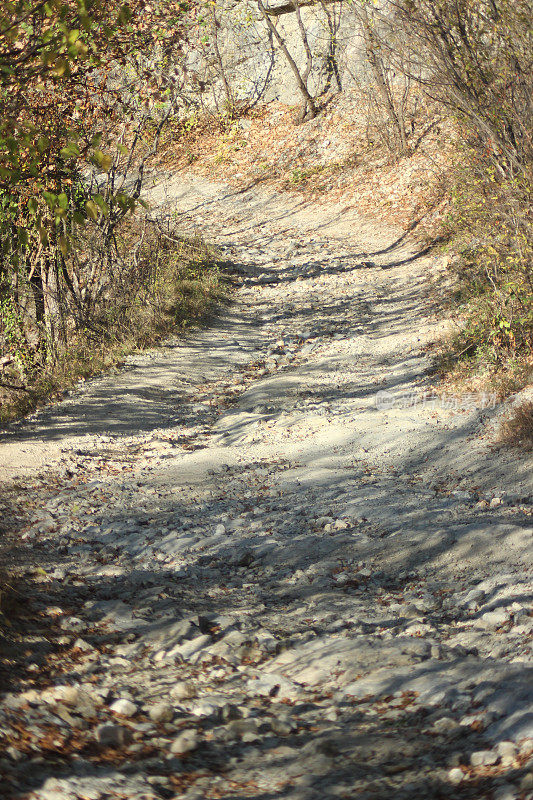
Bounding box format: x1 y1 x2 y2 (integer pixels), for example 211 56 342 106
497 400 533 450
442 153 532 370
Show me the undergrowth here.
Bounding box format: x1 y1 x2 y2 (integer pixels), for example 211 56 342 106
497 401 533 451
0 219 226 424
436 146 532 398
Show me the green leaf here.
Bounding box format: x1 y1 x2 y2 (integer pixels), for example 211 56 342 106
93 194 109 215
60 141 81 159
58 234 69 255
93 150 112 171
118 4 132 24
42 190 57 209
85 199 98 220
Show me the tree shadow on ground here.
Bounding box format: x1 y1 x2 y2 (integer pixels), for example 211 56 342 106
1 464 532 798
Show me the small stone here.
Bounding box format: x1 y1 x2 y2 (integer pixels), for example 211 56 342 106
333 519 349 530
73 638 96 653
271 717 295 735
242 731 261 743
430 644 443 659
170 729 199 755
452 491 472 501
471 749 498 767
110 698 138 717
6 746 25 762
497 741 518 759
170 681 196 701
226 718 259 740
149 702 174 723
246 673 300 701
190 701 219 717
215 524 226 535
520 739 533 757
448 768 464 785
220 703 241 722
60 616 85 632
490 497 503 508
479 609 509 628
432 717 461 736
57 686 80 706
96 723 132 747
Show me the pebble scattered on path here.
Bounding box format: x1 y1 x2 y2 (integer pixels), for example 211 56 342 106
1 176 532 800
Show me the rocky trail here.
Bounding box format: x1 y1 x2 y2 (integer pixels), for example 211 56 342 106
0 175 532 800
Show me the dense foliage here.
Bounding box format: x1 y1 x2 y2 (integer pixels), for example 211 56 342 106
0 0 194 395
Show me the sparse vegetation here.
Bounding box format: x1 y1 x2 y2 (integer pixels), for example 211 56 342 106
405 0 533 395
438 159 532 388
497 400 533 450
0 219 225 423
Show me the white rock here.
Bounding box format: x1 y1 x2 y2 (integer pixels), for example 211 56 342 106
471 749 498 767
170 729 198 755
519 738 533 756
432 717 461 735
59 616 85 632
246 672 301 701
49 685 80 706
448 768 464 785
149 702 174 723
478 609 509 628
190 701 220 717
73 638 96 653
110 698 138 717
170 681 196 700
497 740 518 758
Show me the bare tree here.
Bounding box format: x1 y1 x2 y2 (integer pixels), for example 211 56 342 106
257 0 317 121
392 0 533 176
211 3 236 116
320 0 342 93
356 2 409 156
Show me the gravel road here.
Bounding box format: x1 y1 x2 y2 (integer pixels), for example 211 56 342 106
0 175 532 800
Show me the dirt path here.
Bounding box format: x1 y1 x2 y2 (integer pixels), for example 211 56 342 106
1 175 532 800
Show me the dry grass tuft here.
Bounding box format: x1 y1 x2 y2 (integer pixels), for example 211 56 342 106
0 223 227 424
497 401 533 451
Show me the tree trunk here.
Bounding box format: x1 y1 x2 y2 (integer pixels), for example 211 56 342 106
359 4 408 156
212 5 235 115
257 0 317 121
